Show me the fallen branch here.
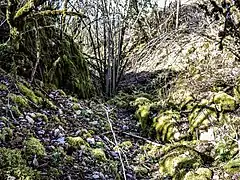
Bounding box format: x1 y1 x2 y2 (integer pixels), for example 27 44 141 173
103 105 127 180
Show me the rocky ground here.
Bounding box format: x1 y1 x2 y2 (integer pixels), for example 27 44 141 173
1 60 240 179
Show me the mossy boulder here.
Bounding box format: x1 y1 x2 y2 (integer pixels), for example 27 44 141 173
184 168 212 180
17 83 43 105
188 107 217 133
119 141 133 150
213 92 236 111
153 110 181 142
169 89 193 108
134 165 149 177
0 147 40 179
72 103 81 110
159 147 203 179
44 98 57 110
135 105 150 130
108 92 135 108
24 137 46 157
67 136 89 149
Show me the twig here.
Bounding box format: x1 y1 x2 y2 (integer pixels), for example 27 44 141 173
101 130 162 147
176 0 181 29
6 88 17 124
121 132 163 147
103 105 127 180
31 20 41 83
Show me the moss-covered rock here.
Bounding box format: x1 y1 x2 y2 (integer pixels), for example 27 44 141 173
169 89 193 108
0 83 7 90
135 105 150 130
114 141 133 151
153 110 181 142
134 165 149 177
213 92 236 111
224 158 240 174
17 83 43 104
184 168 212 180
119 141 133 150
214 140 238 162
0 147 40 179
188 107 216 133
67 136 89 149
159 146 203 179
134 97 151 107
44 98 57 110
9 93 29 108
11 105 23 117
72 103 81 110
91 148 106 161
24 137 46 157
35 112 48 122
108 92 135 108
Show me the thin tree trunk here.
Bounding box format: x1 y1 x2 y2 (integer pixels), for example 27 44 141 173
164 0 168 13
176 0 180 29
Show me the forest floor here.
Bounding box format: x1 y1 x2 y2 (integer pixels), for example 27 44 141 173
1 58 240 179
0 71 162 180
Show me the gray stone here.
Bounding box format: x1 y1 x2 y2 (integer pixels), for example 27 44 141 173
26 115 34 124
86 138 95 145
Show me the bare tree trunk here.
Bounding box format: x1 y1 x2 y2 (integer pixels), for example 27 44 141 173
175 0 180 29
164 0 168 13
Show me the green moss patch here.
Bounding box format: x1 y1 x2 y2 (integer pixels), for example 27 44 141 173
17 83 43 105
159 147 203 179
9 93 29 108
153 110 181 142
184 168 212 180
0 83 7 90
67 136 89 149
188 107 216 133
0 147 40 179
213 92 236 111
135 105 150 130
91 148 107 161
224 158 240 174
24 137 46 157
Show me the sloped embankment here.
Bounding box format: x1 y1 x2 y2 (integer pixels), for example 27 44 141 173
125 33 240 179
